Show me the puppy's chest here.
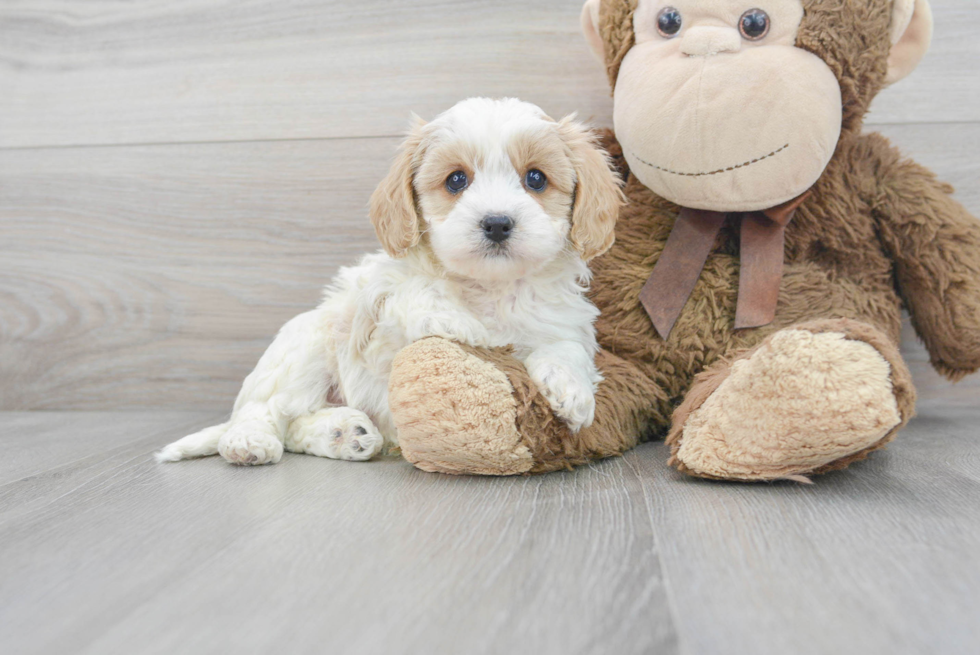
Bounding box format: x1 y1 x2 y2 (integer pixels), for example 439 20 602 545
467 288 541 343
463 292 540 338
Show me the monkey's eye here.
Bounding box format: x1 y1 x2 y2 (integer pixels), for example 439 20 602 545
525 169 547 192
656 7 682 38
446 170 468 194
739 8 770 41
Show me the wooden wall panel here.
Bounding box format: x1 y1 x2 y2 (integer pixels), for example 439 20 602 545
0 0 613 148
1 0 977 149
2 122 978 410
0 138 393 409
1 0 978 410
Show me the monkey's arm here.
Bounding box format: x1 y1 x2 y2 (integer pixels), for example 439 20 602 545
869 135 980 380
388 338 669 475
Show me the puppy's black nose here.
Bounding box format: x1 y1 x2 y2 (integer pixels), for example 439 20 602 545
481 215 514 244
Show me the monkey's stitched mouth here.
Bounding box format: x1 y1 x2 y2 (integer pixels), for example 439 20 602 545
628 143 790 178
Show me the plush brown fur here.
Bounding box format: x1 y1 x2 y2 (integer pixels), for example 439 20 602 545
509 348 666 473
390 339 665 475
665 318 917 480
597 0 895 134
390 338 534 476
579 120 980 477
387 0 980 480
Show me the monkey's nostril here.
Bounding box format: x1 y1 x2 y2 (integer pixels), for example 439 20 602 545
481 215 514 244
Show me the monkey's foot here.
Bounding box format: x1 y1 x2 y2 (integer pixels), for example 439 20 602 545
388 338 536 475
667 319 916 481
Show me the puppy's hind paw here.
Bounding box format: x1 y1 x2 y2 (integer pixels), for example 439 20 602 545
218 424 284 466
286 407 385 462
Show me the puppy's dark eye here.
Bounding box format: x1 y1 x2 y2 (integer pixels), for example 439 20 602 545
525 169 547 192
739 9 770 40
446 170 468 194
657 7 682 37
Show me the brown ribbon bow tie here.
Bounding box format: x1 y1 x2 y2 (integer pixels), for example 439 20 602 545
639 193 810 340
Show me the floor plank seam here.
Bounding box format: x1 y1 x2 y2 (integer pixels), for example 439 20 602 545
623 451 690 655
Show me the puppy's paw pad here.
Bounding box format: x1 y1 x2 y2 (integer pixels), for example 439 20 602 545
218 425 284 466
333 420 384 461
289 408 384 461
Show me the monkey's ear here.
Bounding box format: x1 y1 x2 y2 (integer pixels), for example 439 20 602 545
559 117 625 262
886 0 933 85
369 117 426 258
580 0 604 62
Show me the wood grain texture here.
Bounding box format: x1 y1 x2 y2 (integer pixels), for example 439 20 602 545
639 401 980 655
2 123 978 410
2 403 979 654
0 411 678 655
0 411 222 525
0 0 613 148
0 0 977 149
0 138 394 410
0 411 218 487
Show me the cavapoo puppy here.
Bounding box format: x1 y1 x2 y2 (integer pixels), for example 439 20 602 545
158 97 624 466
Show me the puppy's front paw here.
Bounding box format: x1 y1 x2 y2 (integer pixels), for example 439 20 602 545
218 423 284 466
286 407 384 462
416 313 490 347
527 363 596 433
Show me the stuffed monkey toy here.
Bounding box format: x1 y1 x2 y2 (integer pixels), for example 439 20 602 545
386 0 980 481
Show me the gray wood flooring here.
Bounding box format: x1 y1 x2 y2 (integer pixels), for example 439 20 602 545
1 402 978 655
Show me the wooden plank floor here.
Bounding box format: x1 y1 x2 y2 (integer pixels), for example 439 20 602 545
1 123 978 410
1 402 978 655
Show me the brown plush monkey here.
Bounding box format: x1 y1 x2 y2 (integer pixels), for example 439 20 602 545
386 0 980 481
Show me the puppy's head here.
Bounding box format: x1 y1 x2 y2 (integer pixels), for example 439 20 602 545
369 98 624 281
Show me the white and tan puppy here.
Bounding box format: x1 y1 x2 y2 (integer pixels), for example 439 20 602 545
158 98 623 466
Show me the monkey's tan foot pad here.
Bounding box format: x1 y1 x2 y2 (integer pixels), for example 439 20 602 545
667 319 916 481
388 338 536 475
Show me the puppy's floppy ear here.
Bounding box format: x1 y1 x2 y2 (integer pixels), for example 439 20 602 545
558 116 625 262
370 116 427 258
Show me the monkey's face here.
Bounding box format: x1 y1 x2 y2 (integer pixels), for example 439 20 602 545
613 0 842 212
